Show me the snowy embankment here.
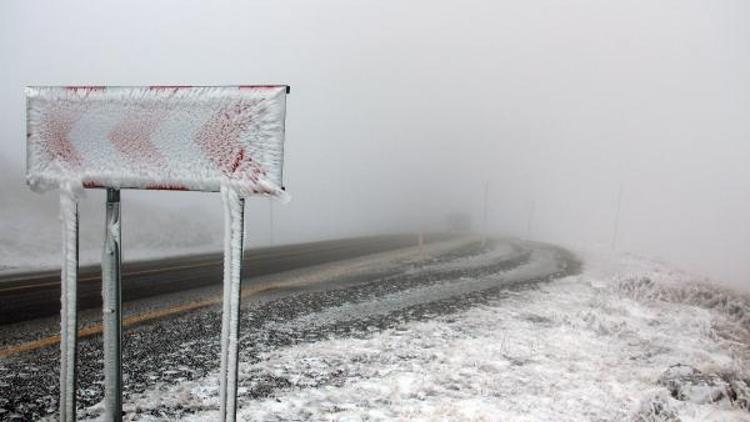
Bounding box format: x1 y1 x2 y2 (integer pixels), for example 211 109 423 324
75 244 750 421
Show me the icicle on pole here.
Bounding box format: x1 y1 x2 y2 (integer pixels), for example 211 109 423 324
102 188 123 422
219 187 245 422
59 191 79 422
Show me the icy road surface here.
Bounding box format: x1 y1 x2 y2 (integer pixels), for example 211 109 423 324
2 238 749 421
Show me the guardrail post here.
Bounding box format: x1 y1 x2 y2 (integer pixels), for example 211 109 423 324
219 190 245 422
102 188 123 422
59 192 79 422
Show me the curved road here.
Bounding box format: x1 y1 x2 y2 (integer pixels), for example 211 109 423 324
0 237 580 421
0 234 446 324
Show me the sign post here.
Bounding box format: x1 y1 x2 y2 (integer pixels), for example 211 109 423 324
59 192 79 422
218 190 245 422
102 188 123 420
26 85 290 422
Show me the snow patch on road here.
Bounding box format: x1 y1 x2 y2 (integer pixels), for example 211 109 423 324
271 247 557 332
403 240 518 274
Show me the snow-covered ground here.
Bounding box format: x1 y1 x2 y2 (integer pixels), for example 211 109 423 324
77 246 749 421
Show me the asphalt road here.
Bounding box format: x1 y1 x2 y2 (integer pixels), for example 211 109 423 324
0 234 445 325
0 238 580 420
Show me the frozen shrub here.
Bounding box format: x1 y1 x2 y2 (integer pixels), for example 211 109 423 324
658 364 750 412
616 275 750 338
631 392 681 422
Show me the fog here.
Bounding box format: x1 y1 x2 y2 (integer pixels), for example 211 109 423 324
1 1 748 287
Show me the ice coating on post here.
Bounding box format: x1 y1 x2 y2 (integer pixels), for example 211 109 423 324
219 187 245 422
102 188 122 421
59 191 78 422
26 86 288 199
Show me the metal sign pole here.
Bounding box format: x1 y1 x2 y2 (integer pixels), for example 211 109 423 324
229 197 245 421
59 193 79 422
219 192 245 422
102 188 123 422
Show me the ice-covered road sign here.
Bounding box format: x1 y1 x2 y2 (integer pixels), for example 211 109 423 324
26 85 288 197
26 85 290 422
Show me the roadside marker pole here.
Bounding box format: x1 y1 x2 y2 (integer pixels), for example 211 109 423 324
526 199 535 240
611 183 624 251
59 193 79 422
481 181 489 247
102 188 123 422
269 201 275 247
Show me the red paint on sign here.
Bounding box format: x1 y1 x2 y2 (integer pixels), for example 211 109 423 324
149 86 193 93
238 85 285 91
40 108 83 168
65 86 106 94
108 112 167 168
144 183 188 191
194 100 269 180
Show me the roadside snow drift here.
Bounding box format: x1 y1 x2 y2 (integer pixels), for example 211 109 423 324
83 247 749 422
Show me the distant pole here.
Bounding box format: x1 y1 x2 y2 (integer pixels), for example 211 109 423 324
418 190 426 257
611 183 624 251
269 201 274 247
526 199 535 240
481 181 489 247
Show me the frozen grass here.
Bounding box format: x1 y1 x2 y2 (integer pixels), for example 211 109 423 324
615 271 750 352
83 248 750 421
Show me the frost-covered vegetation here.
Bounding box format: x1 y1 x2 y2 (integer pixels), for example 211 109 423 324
83 248 749 421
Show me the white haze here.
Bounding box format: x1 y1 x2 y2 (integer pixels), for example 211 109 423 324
0 0 748 287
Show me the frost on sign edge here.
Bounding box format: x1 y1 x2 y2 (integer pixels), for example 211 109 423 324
25 85 288 199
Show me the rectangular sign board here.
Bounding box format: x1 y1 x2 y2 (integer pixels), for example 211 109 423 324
26 85 288 197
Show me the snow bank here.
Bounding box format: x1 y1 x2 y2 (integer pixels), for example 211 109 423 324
212 273 748 421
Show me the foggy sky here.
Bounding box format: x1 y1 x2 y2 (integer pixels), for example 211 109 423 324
1 1 748 286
